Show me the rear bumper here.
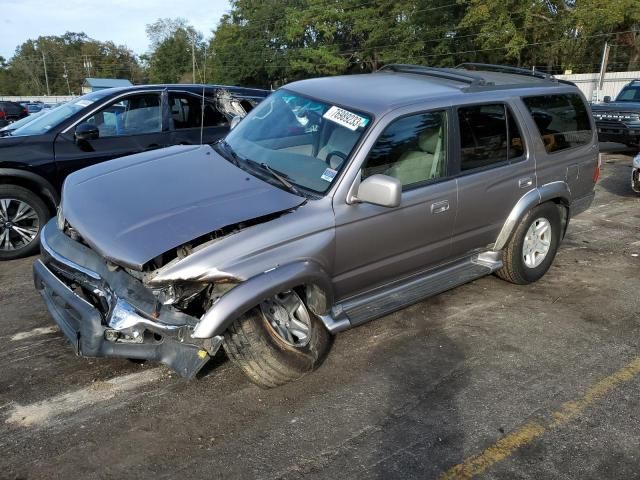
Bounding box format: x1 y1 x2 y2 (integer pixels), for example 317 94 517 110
33 220 218 378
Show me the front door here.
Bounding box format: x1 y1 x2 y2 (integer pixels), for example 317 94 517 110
54 91 167 181
333 109 458 300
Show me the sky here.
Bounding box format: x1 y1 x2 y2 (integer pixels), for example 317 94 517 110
0 0 231 59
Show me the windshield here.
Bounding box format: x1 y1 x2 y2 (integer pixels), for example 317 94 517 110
616 86 640 103
222 89 371 194
12 91 109 136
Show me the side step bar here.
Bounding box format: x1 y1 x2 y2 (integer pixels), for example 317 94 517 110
323 252 502 333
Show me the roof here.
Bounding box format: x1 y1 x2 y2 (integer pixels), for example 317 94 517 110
83 78 133 88
284 67 573 117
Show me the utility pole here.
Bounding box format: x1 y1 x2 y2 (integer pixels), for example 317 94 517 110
63 62 71 96
596 41 611 102
192 38 196 83
41 49 50 96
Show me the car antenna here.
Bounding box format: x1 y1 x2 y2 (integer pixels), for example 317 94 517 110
200 44 207 146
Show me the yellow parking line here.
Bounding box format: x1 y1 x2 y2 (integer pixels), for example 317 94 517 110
440 356 640 480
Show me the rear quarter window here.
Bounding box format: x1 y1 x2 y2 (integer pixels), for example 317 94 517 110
522 93 592 154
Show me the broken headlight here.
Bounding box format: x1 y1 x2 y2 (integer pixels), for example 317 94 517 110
151 283 207 307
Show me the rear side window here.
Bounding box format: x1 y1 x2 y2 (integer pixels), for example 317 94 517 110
522 94 592 153
458 104 524 172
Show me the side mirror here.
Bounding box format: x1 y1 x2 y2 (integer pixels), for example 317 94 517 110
75 122 99 141
353 174 401 208
230 116 242 130
603 96 611 103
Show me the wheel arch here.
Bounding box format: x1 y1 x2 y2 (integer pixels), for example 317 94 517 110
192 260 334 339
494 181 571 251
0 168 59 213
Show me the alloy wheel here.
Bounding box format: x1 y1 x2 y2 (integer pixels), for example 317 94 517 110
522 217 552 268
0 198 40 252
260 291 312 347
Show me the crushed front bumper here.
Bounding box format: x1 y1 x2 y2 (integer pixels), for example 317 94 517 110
33 220 220 378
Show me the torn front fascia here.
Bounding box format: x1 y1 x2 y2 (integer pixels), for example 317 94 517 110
37 220 222 378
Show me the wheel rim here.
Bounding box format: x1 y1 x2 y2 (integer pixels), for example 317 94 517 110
260 291 311 347
0 197 40 252
523 217 552 268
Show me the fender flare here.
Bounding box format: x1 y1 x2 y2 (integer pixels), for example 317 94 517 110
0 168 60 206
191 260 334 339
493 181 571 251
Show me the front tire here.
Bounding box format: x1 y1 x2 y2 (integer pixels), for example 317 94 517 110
223 289 332 388
0 185 50 260
496 202 562 285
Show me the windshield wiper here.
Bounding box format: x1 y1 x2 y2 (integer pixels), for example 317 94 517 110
214 140 241 166
257 162 302 196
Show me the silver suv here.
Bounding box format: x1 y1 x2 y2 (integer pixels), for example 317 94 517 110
34 64 599 387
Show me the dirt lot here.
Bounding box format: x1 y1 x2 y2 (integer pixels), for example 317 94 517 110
0 151 639 480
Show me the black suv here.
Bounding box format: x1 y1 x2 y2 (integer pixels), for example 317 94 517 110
0 84 269 260
591 79 640 148
0 101 29 127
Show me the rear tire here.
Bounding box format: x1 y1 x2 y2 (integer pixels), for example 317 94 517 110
0 185 50 261
496 202 561 285
223 290 332 388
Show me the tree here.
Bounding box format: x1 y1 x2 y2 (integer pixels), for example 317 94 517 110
145 18 205 83
0 32 144 95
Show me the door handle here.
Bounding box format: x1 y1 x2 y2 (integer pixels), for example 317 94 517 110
518 177 533 188
431 200 450 214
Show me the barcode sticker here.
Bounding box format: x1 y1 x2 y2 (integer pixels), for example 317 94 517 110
323 106 368 131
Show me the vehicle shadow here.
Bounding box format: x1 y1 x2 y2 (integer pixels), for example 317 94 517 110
366 304 467 479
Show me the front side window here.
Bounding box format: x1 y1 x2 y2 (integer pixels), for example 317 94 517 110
522 93 592 153
222 89 371 194
85 93 162 137
458 103 524 172
169 93 227 129
362 111 448 188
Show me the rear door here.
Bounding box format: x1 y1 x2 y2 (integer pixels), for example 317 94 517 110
53 91 168 180
521 93 597 201
168 91 230 145
449 101 534 258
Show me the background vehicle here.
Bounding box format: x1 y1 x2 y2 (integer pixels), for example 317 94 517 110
0 83 269 260
592 79 640 148
26 102 44 113
0 109 48 137
34 64 599 388
0 101 29 127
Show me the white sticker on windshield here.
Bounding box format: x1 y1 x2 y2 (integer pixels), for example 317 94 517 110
323 106 368 131
321 168 338 183
75 99 94 107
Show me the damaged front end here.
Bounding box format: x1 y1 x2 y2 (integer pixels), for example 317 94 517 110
33 220 223 378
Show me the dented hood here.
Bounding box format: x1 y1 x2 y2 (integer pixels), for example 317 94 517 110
62 145 305 270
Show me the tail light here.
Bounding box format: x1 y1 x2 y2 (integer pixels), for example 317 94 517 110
0 111 5 119
23 108 28 115
593 154 602 183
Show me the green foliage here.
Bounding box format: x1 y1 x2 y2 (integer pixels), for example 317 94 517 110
1 32 143 95
2 2 639 95
145 18 206 83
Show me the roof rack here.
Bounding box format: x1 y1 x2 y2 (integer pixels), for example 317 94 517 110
455 63 556 81
377 64 490 87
